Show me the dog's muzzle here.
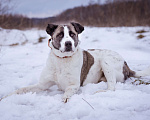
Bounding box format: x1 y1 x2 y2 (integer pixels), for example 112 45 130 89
65 41 72 52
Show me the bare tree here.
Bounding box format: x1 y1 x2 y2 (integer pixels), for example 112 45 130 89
0 0 13 15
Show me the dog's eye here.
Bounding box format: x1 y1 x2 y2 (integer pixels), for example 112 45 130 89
69 31 75 37
57 32 64 38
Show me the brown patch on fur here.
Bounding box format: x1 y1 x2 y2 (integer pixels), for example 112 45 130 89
46 24 58 36
51 26 64 49
80 51 94 86
67 24 78 34
52 25 64 38
70 22 84 34
67 24 79 47
123 61 135 80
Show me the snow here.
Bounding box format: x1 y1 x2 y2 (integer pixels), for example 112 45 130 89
0 27 150 120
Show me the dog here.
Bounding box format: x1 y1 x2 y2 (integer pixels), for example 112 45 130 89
1 22 150 103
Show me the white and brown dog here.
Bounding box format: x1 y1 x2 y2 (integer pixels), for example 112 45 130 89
1 22 150 102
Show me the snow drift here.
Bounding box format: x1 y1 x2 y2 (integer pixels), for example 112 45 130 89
0 27 150 120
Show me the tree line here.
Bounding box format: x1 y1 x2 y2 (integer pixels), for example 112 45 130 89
0 0 150 29
56 0 150 27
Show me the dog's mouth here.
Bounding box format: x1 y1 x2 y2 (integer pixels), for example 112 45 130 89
61 49 74 53
65 47 73 52
60 44 74 53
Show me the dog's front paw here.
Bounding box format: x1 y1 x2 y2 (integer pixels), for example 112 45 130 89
62 94 70 103
62 97 69 103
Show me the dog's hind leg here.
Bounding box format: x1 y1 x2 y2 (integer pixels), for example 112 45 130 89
102 61 116 90
95 60 116 93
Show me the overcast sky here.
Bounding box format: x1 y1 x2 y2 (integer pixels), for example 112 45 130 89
11 0 106 18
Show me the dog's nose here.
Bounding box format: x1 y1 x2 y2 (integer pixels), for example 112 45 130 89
65 41 72 47
65 41 72 52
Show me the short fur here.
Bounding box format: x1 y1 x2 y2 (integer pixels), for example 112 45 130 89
80 51 94 86
1 22 150 103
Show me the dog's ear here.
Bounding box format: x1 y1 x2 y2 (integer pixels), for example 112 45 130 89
71 22 84 34
46 24 58 36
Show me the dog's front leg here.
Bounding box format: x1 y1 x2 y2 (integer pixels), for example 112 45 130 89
14 81 55 94
62 84 80 103
0 66 55 101
0 81 55 101
13 65 56 95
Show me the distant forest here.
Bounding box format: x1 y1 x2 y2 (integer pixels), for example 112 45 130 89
0 0 150 29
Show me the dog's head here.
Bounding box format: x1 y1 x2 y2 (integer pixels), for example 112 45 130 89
46 22 84 57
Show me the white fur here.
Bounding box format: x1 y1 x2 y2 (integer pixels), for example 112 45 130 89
2 45 150 102
83 49 125 91
5 47 126 102
42 47 83 102
2 26 150 102
5 46 83 103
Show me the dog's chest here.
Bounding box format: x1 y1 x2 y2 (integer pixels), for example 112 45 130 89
53 54 83 90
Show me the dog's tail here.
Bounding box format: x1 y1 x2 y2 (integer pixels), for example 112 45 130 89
123 61 150 79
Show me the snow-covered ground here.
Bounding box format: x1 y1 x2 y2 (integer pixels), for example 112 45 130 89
0 27 150 120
